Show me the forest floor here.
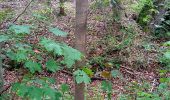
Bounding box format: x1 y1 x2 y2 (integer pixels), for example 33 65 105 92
1 0 166 99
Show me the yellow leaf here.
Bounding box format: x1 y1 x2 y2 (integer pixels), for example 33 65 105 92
104 62 113 68
101 71 111 79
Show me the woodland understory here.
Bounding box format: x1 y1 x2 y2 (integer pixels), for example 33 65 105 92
0 0 170 100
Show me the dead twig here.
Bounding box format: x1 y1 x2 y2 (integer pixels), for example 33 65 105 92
150 79 157 92
0 84 11 95
13 0 33 23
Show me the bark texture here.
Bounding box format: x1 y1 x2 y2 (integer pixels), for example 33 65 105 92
59 0 65 15
74 0 88 100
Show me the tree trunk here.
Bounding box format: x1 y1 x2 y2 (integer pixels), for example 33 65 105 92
0 43 4 93
74 0 88 100
59 0 65 15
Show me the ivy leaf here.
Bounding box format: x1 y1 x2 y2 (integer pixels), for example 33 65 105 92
46 59 60 72
49 27 68 37
24 60 42 73
0 35 9 42
60 83 69 93
73 70 91 84
9 24 30 34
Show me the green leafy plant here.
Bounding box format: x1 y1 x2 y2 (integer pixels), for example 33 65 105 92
159 41 170 70
24 60 42 73
0 22 83 99
91 0 110 9
73 70 91 84
165 0 170 9
9 24 31 34
101 81 112 100
49 27 68 37
134 0 156 29
0 35 9 42
40 38 82 68
154 9 170 38
131 0 153 13
46 59 60 72
0 8 13 23
12 76 62 100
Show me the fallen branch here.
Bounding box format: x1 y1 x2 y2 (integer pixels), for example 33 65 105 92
150 79 157 92
0 84 11 95
13 0 33 23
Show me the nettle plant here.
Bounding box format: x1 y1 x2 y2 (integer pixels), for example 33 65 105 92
0 23 91 99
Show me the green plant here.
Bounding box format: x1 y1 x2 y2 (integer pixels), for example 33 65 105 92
32 7 53 22
159 41 170 70
0 8 13 23
11 75 62 100
101 81 112 100
90 0 110 9
165 0 170 9
0 23 86 99
154 9 170 38
131 0 152 13
73 70 91 84
134 0 156 29
121 78 170 100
